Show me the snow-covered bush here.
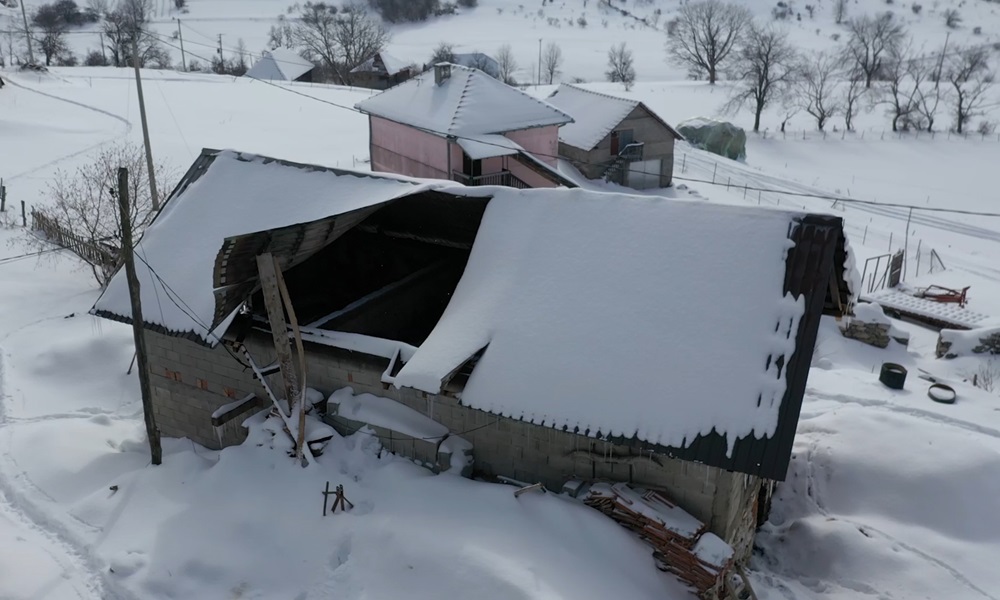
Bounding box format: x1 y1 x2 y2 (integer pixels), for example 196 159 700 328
944 8 962 27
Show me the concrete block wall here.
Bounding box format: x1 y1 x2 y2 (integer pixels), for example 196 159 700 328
146 331 265 449
149 328 758 557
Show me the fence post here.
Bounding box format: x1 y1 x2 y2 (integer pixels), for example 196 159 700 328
862 225 868 245
915 240 922 277
743 184 748 199
21 201 26 227
712 163 717 183
757 190 762 205
727 177 731 190
888 232 893 253
681 154 686 173
1 179 5 212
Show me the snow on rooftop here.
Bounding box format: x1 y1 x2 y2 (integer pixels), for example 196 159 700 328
457 134 523 160
393 188 806 454
245 49 314 81
545 84 639 151
351 51 410 76
93 151 445 343
354 64 573 136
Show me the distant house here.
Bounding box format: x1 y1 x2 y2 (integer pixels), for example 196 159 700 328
546 84 683 190
451 52 500 78
244 49 315 82
350 51 413 90
93 149 853 577
354 63 577 189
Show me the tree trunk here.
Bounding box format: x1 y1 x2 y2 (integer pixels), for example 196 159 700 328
709 65 716 85
891 114 899 132
753 105 763 132
865 71 873 89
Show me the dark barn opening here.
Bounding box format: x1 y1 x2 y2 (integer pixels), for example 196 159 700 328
247 190 488 347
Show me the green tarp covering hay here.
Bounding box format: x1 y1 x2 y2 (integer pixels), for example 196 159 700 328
677 118 747 160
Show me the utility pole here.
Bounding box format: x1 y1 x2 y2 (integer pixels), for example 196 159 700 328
934 31 950 90
19 0 34 65
217 33 223 60
99 32 107 64
117 167 162 466
132 35 160 211
537 38 542 88
177 19 186 71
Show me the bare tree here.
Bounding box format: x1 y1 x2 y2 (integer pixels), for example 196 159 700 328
946 46 994 134
102 0 162 67
333 3 389 75
878 43 920 132
542 41 562 84
844 13 906 88
295 1 387 83
267 15 296 50
35 142 173 287
32 4 69 66
606 42 636 91
231 37 249 76
943 8 962 29
797 51 841 131
842 69 867 131
833 0 848 25
429 41 455 64
912 58 945 132
495 44 517 84
727 24 798 132
666 0 751 84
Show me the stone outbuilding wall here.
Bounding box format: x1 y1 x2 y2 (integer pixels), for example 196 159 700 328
144 328 766 563
937 327 1000 358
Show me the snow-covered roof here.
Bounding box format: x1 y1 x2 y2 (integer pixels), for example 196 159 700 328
393 189 807 458
350 51 410 76
354 63 573 136
93 150 848 478
457 134 522 160
92 151 453 342
245 49 314 81
452 52 500 77
546 84 682 151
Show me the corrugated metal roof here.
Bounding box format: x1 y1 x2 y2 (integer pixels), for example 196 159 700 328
355 63 573 136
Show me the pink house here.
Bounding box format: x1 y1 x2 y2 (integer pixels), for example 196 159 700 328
355 63 577 188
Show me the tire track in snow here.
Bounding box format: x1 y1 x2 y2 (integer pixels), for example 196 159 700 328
0 354 137 600
797 411 1000 600
4 77 133 183
804 388 1000 440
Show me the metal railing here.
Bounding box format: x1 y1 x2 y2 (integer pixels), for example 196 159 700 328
451 170 530 189
603 142 645 185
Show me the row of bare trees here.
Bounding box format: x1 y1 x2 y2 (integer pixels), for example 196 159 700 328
667 0 996 133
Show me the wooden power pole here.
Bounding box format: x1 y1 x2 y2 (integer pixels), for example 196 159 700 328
117 167 162 465
19 0 34 65
132 35 160 211
177 20 187 71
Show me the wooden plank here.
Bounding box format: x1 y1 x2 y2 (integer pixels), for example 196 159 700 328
256 253 299 416
273 255 309 463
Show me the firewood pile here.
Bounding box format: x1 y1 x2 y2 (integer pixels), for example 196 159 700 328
579 482 735 598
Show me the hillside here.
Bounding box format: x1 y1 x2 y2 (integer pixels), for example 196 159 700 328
4 0 1000 82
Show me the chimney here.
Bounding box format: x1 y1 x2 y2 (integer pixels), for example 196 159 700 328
434 63 452 85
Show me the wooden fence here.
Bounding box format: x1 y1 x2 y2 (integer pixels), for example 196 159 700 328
31 210 119 270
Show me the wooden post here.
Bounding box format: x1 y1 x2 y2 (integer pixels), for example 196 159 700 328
256 253 298 416
1 179 6 212
19 0 34 64
903 207 913 280
117 168 162 465
177 19 187 71
273 257 308 463
132 36 160 211
20 200 26 227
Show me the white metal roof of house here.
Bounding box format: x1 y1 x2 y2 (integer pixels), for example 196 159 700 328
545 84 638 150
545 84 683 151
354 63 573 136
350 51 410 76
245 49 315 81
457 134 523 160
92 149 840 466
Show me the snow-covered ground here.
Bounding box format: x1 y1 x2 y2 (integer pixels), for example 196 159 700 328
2 39 1000 600
6 0 1000 83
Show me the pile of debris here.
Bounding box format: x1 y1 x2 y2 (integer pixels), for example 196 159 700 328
574 482 735 598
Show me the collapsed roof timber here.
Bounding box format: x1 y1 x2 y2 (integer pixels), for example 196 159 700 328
93 149 852 481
